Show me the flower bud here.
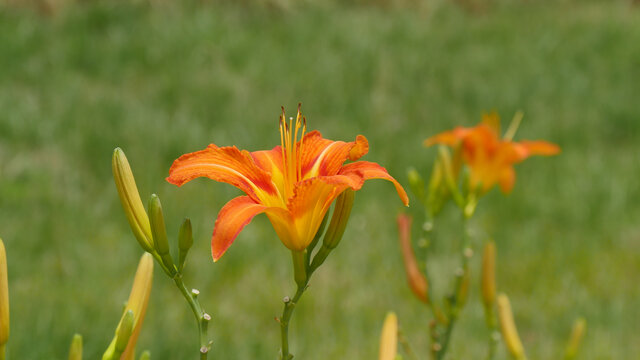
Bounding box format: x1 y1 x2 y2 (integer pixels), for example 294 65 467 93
564 317 586 359
68 334 83 360
497 294 527 360
112 148 154 253
115 310 135 354
103 253 153 360
139 350 151 360
309 190 355 271
0 238 9 350
322 189 355 250
148 194 175 274
397 214 429 304
379 312 398 360
481 241 496 309
177 218 193 273
407 167 426 205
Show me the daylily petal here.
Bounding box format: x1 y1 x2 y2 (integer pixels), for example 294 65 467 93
285 176 354 250
251 147 285 196
516 140 561 159
211 196 268 261
423 127 473 147
498 167 516 194
167 144 279 204
339 161 409 206
300 131 370 178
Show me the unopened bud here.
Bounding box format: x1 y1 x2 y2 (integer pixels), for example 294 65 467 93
322 189 355 250
148 194 175 275
138 350 151 360
497 294 527 360
0 238 8 349
407 167 426 204
309 190 355 271
481 241 496 309
378 312 398 360
564 317 586 359
397 214 429 304
103 253 154 360
458 267 470 306
66 334 83 360
112 148 154 253
115 310 135 354
177 218 193 272
68 334 83 360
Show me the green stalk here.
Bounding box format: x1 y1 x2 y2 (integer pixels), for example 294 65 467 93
435 217 472 360
173 275 211 360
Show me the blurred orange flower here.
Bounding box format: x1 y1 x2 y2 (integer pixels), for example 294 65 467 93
167 105 408 261
424 113 560 194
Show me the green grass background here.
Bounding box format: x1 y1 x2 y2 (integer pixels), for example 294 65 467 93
1 0 639 358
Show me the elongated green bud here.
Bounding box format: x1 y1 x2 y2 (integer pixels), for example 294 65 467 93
112 148 154 253
103 254 153 360
309 190 355 271
407 167 426 205
139 350 151 360
481 241 496 309
497 294 527 360
0 238 9 352
564 317 586 359
177 218 193 273
148 194 175 275
379 312 398 360
115 310 135 354
68 334 83 360
322 189 355 250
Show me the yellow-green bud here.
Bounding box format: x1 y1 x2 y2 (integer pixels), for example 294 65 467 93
115 310 135 354
148 194 175 274
379 312 398 360
68 334 83 360
497 294 527 360
407 167 426 205
321 189 355 250
139 350 151 360
177 218 193 273
564 317 586 360
0 238 9 350
481 241 496 309
309 190 355 271
112 148 154 253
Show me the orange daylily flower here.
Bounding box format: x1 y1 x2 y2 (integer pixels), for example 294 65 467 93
167 105 409 261
424 113 560 194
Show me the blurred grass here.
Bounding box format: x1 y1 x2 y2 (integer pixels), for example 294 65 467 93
0 0 639 358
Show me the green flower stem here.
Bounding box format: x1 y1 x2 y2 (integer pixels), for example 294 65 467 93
279 282 307 360
398 328 419 360
0 344 5 360
173 274 211 360
484 305 498 360
435 217 472 360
